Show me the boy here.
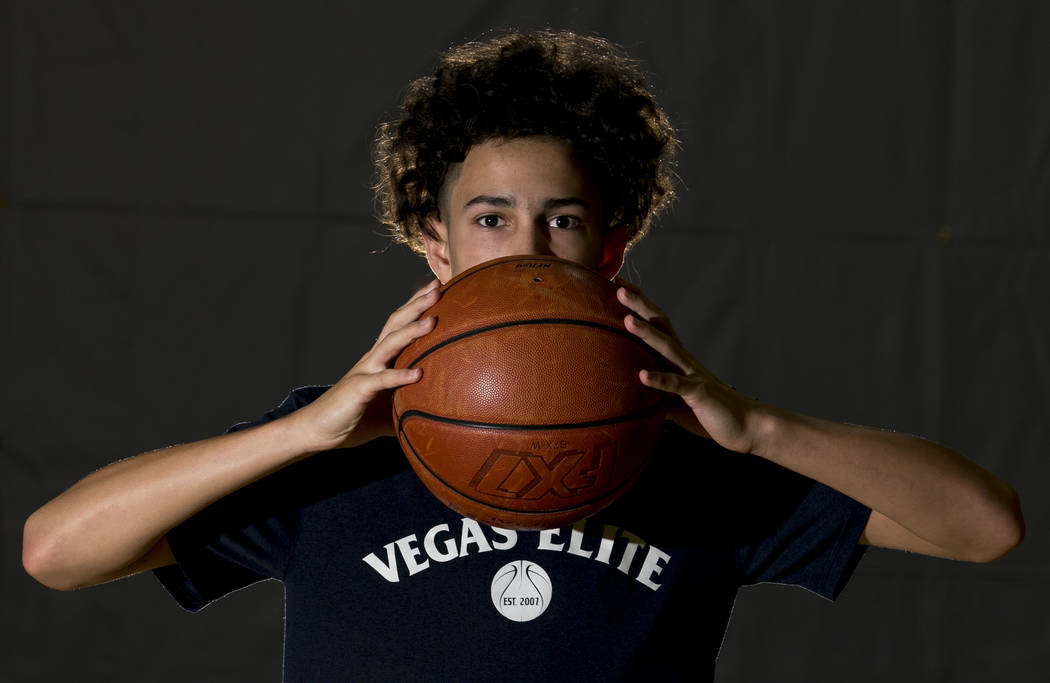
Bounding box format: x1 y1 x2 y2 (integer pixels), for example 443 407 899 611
23 29 1023 681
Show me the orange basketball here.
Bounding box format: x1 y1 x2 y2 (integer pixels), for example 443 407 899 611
392 255 667 529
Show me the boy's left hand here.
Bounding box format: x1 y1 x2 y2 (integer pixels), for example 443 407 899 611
615 280 1024 563
616 278 766 456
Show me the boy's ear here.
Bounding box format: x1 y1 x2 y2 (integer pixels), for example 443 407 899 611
422 217 452 284
597 224 629 280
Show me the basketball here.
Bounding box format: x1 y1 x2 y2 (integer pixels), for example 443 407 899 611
392 255 667 529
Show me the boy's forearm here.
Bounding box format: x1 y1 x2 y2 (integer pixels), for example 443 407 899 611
750 405 1024 561
22 414 315 591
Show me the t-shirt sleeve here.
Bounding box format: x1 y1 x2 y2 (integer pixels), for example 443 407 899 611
732 468 871 600
153 385 330 612
620 424 872 602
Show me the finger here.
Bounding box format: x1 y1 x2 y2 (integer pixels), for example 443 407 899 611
666 397 712 439
639 368 684 393
625 314 694 373
616 285 673 334
639 368 706 400
377 283 440 340
353 367 424 399
367 315 437 370
613 275 640 291
408 277 441 302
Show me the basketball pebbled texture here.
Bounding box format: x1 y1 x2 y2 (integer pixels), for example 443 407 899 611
392 255 668 529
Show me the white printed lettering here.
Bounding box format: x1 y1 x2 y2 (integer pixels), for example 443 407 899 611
617 530 647 574
362 542 401 582
423 524 458 563
394 534 429 576
594 524 619 564
537 528 565 551
363 518 671 591
635 545 671 590
567 520 594 559
490 527 518 550
458 518 493 557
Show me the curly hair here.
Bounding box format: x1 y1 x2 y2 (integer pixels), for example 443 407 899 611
373 29 678 255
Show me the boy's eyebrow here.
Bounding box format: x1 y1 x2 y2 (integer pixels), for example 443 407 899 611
544 197 590 211
462 195 591 211
464 195 515 209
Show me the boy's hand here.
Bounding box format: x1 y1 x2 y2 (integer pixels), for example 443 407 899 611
616 279 765 455
616 279 1024 562
289 279 440 452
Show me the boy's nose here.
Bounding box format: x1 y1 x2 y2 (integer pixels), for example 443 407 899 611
511 226 554 256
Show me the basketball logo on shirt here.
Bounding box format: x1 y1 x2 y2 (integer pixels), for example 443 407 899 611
490 560 552 622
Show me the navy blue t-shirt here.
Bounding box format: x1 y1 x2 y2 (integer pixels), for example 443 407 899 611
154 386 870 681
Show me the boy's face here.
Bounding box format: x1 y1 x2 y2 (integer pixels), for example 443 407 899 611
423 136 626 283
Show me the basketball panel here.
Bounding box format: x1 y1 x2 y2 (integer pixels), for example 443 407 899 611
393 323 663 425
395 256 631 370
397 410 664 528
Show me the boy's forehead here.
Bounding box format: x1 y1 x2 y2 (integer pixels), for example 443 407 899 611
443 137 598 207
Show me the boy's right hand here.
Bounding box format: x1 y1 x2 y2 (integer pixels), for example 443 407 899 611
288 278 440 452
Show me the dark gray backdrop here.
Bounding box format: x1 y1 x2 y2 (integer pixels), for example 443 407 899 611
4 2 1047 681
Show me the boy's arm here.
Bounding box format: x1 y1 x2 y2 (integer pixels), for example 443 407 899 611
617 282 1024 563
23 417 316 591
746 408 1023 562
22 280 440 591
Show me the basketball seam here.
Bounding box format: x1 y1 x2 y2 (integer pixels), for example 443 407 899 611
397 399 666 431
402 318 657 369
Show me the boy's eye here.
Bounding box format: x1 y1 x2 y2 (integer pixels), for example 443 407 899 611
477 215 505 228
548 215 581 230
